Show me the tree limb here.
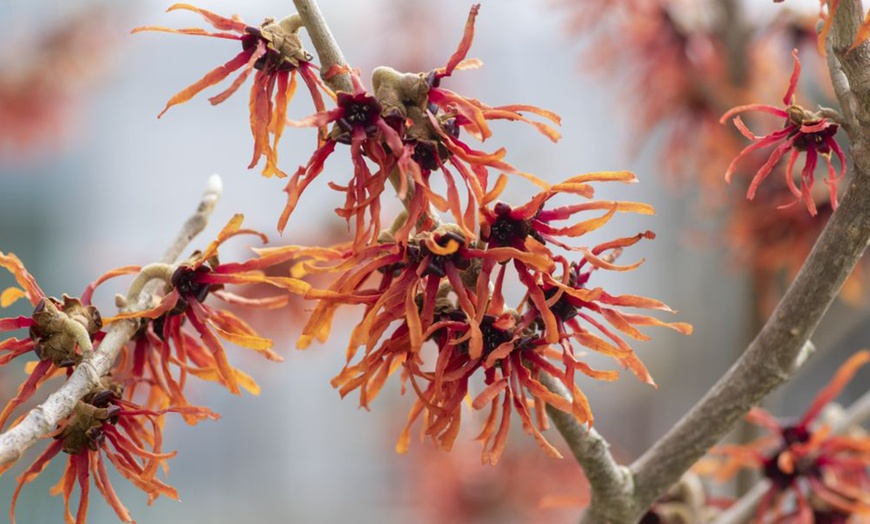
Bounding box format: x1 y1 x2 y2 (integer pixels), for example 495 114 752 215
0 174 222 470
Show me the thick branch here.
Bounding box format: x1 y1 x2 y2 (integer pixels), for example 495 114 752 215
0 175 222 470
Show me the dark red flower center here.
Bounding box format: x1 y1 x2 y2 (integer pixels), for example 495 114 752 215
334 93 383 140
479 315 514 357
485 202 535 248
407 231 469 278
171 265 213 304
791 122 838 153
409 139 447 171
763 424 819 489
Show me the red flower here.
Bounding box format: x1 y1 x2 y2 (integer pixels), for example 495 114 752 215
133 4 332 177
281 5 559 245
710 351 870 521
0 253 102 430
721 49 846 216
279 68 406 246
102 215 305 398
8 382 217 523
560 1 731 182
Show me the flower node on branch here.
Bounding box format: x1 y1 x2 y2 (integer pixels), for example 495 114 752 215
721 49 846 216
30 296 102 368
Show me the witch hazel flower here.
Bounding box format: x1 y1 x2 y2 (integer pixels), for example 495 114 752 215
133 4 332 178
709 351 870 521
8 381 217 524
100 215 305 399
721 49 846 216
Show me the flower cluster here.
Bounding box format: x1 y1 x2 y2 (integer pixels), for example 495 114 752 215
558 0 734 184
278 4 560 248
132 3 691 463
1 3 700 522
10 381 216 523
0 6 114 157
709 351 870 521
275 168 690 462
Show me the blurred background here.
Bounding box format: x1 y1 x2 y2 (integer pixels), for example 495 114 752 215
0 0 867 522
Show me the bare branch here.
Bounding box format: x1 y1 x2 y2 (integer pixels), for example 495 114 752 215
711 480 771 524
0 175 222 470
539 374 637 522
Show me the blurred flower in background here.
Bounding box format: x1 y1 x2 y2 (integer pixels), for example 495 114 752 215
399 436 589 524
0 4 123 164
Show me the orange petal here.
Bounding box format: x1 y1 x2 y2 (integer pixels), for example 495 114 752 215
0 252 44 306
0 287 26 308
442 4 481 77
800 349 870 427
158 49 252 118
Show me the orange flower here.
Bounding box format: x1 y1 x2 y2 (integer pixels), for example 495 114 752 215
133 4 332 177
281 5 559 245
0 6 113 157
8 383 217 524
721 50 846 216
394 3 560 239
710 351 870 521
401 437 590 522
559 1 730 182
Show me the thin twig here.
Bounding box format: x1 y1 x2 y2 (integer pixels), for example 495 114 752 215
539 373 636 521
292 0 352 93
0 175 222 470
835 386 870 433
712 480 771 524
